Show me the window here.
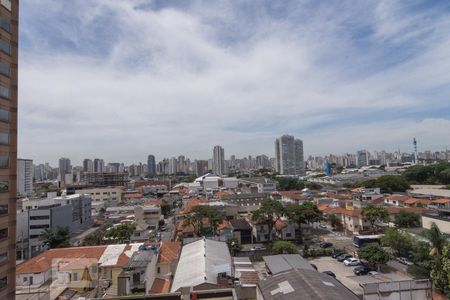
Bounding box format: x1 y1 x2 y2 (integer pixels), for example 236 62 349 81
23 277 27 282
0 84 9 98
0 132 8 144
29 235 39 239
0 251 7 264
30 215 50 220
0 62 9 77
0 18 9 33
0 204 7 215
157 267 160 274
0 0 11 11
0 109 9 122
0 39 9 56
72 272 78 281
0 155 8 168
0 182 7 193
30 224 49 229
0 228 7 240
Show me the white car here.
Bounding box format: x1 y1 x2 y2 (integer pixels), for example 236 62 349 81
396 257 413 266
369 271 379 276
344 258 361 266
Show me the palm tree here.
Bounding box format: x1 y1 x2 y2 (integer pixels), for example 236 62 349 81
427 223 447 255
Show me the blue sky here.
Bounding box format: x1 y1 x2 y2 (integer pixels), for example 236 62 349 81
18 0 450 165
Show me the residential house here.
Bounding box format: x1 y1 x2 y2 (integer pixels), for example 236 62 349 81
274 220 296 241
230 219 253 244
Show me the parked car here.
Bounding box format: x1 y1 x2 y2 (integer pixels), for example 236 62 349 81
319 224 327 229
396 257 413 266
337 254 352 262
332 252 344 259
160 226 167 231
319 242 333 248
250 246 267 251
368 271 379 276
353 265 374 275
322 271 336 278
344 258 361 266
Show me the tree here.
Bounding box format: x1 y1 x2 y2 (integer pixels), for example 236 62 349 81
83 233 102 246
362 204 389 233
394 211 421 228
183 205 222 236
381 228 414 257
105 223 136 243
160 203 172 217
430 244 450 296
305 182 322 190
408 241 435 279
252 199 285 241
274 177 305 191
360 175 410 193
358 245 390 270
425 223 447 255
271 241 299 255
227 237 242 255
301 201 323 224
328 214 341 229
41 226 71 249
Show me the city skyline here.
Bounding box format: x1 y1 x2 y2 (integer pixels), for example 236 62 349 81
18 1 450 164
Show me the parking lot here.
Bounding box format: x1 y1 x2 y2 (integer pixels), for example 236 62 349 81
310 256 364 296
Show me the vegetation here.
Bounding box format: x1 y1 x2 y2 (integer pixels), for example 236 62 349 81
328 214 341 229
381 228 414 257
361 204 389 232
160 203 172 217
227 237 242 255
41 226 71 249
271 241 299 254
305 182 322 190
83 233 103 246
285 202 323 242
252 199 285 241
394 211 421 228
105 223 136 243
425 223 447 255
402 162 450 185
183 205 222 236
274 177 305 191
358 245 390 270
358 175 410 193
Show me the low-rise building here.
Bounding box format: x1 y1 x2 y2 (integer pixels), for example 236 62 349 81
171 239 232 293
238 178 276 194
75 187 123 204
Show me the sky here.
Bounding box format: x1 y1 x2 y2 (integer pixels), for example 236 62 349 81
19 0 450 165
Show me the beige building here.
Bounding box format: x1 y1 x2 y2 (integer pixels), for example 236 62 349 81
75 187 123 203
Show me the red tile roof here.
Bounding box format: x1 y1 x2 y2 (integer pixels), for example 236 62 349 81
432 198 450 204
158 242 181 264
275 219 287 231
179 197 206 215
279 191 308 201
386 195 410 202
151 278 171 293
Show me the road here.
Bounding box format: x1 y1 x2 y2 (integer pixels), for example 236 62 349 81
161 216 175 242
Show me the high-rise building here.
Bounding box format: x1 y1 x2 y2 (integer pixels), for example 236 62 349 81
83 158 94 172
58 157 72 180
93 158 104 173
213 145 225 176
0 0 18 296
275 135 305 175
17 159 33 197
147 155 156 177
356 150 369 167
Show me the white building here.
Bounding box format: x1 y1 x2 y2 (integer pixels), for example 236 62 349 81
213 145 225 176
275 135 305 176
17 158 33 197
75 187 122 203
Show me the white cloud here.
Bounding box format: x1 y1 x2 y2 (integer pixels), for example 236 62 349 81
18 0 450 165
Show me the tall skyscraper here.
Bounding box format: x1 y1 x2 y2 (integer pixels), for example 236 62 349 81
275 135 305 175
58 157 72 180
17 159 33 197
0 1 18 297
147 155 156 177
213 145 225 176
93 158 104 173
83 158 94 172
356 150 369 167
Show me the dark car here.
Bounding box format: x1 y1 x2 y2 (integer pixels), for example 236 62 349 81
322 271 336 278
353 265 375 276
319 242 333 248
332 252 344 259
337 254 352 262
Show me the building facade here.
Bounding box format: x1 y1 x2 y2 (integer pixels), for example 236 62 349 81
17 158 33 197
275 135 305 176
213 145 225 176
147 155 156 177
0 0 17 297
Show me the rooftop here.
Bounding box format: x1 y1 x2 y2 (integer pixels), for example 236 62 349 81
263 254 315 275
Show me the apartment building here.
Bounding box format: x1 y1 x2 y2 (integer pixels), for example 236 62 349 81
0 0 18 297
17 158 33 197
75 187 123 203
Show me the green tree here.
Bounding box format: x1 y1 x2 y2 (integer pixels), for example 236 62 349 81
360 175 410 193
252 199 285 241
394 211 421 228
83 233 102 246
358 245 390 270
381 228 414 257
274 177 305 191
305 182 322 190
408 241 435 279
425 223 447 255
403 162 450 184
301 201 323 224
362 204 389 233
105 223 136 243
183 205 222 236
41 226 71 249
328 214 341 229
271 241 299 255
227 237 242 255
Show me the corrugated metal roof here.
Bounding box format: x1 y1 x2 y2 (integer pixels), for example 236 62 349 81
263 254 314 275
